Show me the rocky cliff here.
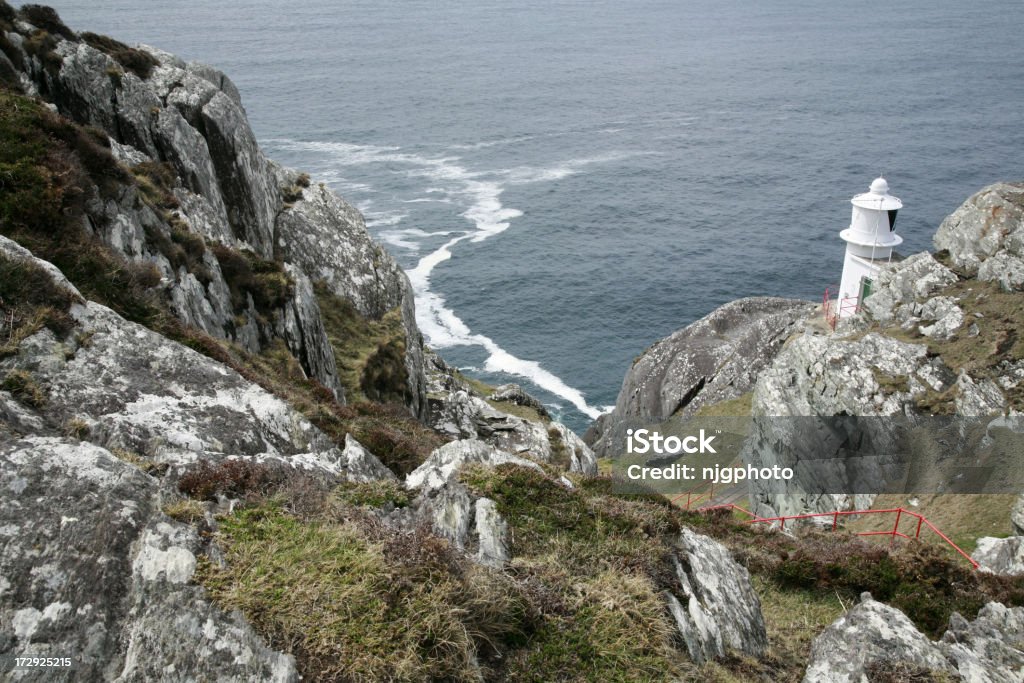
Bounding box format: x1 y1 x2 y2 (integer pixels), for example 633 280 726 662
0 3 425 416
2 5 1022 681
586 297 815 457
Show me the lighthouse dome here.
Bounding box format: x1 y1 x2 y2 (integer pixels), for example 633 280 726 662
851 177 902 211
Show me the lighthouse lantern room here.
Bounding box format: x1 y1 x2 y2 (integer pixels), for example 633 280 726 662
835 177 903 319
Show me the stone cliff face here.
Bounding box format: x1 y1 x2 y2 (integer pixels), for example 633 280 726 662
0 9 425 416
586 297 815 457
4 6 1021 681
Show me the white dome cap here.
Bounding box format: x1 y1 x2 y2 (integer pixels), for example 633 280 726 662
869 177 890 195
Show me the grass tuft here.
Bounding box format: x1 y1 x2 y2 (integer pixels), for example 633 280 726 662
18 5 74 39
163 498 206 524
1 369 46 408
333 479 410 510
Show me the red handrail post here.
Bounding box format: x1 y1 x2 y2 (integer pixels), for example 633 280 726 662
890 508 903 547
832 511 839 530
915 516 923 539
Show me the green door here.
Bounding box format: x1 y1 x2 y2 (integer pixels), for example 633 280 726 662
859 276 874 301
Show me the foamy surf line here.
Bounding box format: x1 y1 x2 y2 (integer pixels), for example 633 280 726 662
411 279 607 421
268 137 618 420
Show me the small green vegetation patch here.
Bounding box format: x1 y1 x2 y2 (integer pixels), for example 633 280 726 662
163 499 205 524
461 465 689 681
210 244 293 315
198 504 530 682
80 32 159 80
546 426 571 469
333 479 410 510
315 282 411 405
0 253 78 356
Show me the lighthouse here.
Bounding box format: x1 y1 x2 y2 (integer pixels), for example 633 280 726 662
835 177 903 318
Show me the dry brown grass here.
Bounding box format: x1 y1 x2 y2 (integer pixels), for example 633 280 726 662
845 493 1017 554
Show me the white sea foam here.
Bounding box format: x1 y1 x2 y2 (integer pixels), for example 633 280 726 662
500 151 653 185
403 197 454 204
271 138 625 419
379 228 454 251
450 134 538 150
364 211 408 228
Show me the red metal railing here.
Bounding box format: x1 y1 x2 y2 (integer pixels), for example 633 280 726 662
669 482 715 511
745 507 979 569
823 285 860 330
671 489 978 569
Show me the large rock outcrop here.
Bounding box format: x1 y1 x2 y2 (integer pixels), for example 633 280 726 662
802 594 956 683
940 602 1024 682
934 181 1024 290
0 235 387 480
425 353 597 475
744 182 1024 516
803 594 1024 683
972 536 1024 576
587 297 814 457
0 437 299 682
0 226 407 678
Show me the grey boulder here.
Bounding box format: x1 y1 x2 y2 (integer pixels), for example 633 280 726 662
665 528 767 664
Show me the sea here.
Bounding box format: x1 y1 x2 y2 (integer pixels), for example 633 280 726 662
49 0 1024 432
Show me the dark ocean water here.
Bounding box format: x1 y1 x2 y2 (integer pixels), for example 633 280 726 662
50 1 1024 431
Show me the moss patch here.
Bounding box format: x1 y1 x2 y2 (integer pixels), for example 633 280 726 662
694 392 754 418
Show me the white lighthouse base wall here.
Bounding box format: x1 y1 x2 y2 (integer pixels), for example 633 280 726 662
838 251 884 317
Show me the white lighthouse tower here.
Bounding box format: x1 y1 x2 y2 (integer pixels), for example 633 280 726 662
835 177 903 318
